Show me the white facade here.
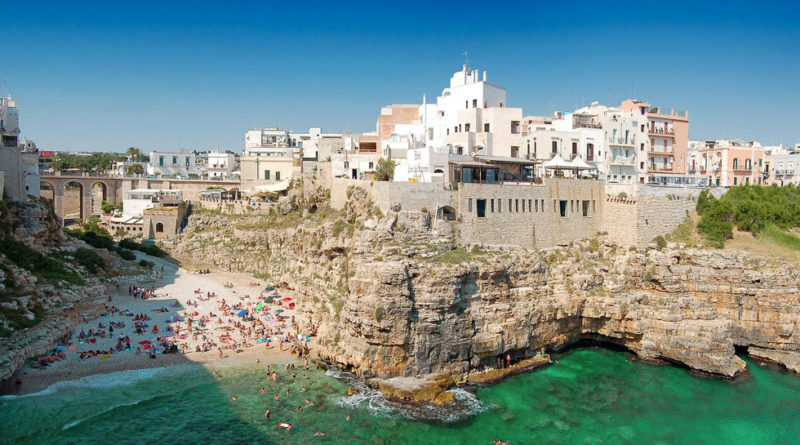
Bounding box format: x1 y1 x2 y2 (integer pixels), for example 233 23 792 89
206 151 237 179
147 150 200 178
1 94 39 200
122 189 183 218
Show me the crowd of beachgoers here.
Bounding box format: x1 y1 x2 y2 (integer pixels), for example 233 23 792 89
13 259 316 394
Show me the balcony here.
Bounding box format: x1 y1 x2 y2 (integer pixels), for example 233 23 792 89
648 128 675 137
607 137 635 146
648 149 674 156
733 167 754 173
649 165 674 173
610 156 635 166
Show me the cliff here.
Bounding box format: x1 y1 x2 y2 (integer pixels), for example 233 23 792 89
170 189 800 387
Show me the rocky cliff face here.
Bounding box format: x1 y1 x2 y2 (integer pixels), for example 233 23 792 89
171 189 800 381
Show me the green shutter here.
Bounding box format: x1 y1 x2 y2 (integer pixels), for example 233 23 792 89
276 171 280 180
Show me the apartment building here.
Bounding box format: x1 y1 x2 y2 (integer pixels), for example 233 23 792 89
621 100 689 185
240 126 301 190
147 150 200 178
694 139 765 187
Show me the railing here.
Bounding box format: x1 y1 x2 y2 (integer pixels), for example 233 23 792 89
648 128 675 136
608 137 635 146
610 156 635 166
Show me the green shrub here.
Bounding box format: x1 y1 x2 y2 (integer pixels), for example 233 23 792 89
73 248 105 274
653 236 667 250
0 237 83 284
617 192 627 198
100 200 115 214
119 238 167 257
138 259 155 269
117 249 136 261
375 306 384 322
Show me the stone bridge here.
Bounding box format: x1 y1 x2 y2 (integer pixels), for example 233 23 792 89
40 174 241 223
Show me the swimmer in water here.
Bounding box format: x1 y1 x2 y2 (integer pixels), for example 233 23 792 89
264 408 271 419
346 415 351 421
286 388 290 396
274 394 280 401
259 387 267 394
314 431 326 437
297 406 303 413
231 395 237 402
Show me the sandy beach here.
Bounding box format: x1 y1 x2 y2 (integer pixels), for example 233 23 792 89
3 255 315 395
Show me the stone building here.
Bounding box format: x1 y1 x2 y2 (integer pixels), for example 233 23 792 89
142 200 188 240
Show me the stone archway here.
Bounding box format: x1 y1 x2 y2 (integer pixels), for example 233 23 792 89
62 180 85 225
91 181 108 215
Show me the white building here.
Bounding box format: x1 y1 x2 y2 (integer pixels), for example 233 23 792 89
122 189 183 219
206 150 237 179
147 150 200 178
240 127 301 190
0 94 40 200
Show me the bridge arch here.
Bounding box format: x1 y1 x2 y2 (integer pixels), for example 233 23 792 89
62 180 86 225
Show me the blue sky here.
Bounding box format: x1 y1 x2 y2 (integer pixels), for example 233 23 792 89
5 0 800 152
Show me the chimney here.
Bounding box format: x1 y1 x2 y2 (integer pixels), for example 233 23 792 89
483 71 487 82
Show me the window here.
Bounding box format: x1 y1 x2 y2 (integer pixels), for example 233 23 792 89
473 99 477 108
570 200 574 213
172 156 177 165
484 101 488 108
499 102 503 108
745 177 750 185
640 162 644 169
276 171 280 181
592 200 596 214
369 162 374 169
490 199 494 213
664 140 668 150
511 121 520 134
508 199 512 212
465 123 470 132
541 199 544 212
535 200 539 212
641 124 645 132
759 159 763 167
465 100 469 109
587 143 594 161
641 143 644 152
484 123 490 132
498 199 501 213
515 199 519 212
534 141 537 157
511 147 519 158
528 199 532 212
582 200 590 217
553 200 557 213
552 141 558 154
745 159 751 170
734 177 738 185
468 199 472 213
477 199 486 217
156 223 164 233
264 170 270 180
186 157 190 166
527 142 530 156
733 158 738 170
559 200 567 217
159 156 164 167
447 129 450 135
344 161 349 168
572 142 577 156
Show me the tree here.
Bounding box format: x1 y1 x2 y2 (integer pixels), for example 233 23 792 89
100 200 114 214
126 147 142 160
127 163 144 175
375 158 396 181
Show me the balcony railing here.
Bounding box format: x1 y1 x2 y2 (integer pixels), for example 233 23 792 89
610 156 635 166
648 128 675 137
608 137 635 146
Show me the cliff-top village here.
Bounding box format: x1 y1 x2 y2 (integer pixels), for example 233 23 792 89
3 64 798 249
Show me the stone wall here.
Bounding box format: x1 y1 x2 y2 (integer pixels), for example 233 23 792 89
458 179 604 249
330 178 456 214
602 194 697 247
196 199 275 215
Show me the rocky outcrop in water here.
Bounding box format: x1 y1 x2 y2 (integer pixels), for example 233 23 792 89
170 188 800 389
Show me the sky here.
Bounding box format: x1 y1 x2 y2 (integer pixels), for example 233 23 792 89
4 0 800 153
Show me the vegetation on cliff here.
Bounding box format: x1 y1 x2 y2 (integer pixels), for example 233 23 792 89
697 186 800 248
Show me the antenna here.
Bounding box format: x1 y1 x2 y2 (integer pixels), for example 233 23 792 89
463 51 469 69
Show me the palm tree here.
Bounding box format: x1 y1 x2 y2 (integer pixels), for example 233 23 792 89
126 147 142 161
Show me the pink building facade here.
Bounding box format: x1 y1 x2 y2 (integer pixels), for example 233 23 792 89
696 140 765 187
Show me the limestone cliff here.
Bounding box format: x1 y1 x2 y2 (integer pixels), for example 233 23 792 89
170 189 800 382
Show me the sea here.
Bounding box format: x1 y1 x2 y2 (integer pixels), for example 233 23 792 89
2 348 799 444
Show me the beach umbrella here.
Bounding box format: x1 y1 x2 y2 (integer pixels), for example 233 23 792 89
255 303 263 310
237 309 248 317
265 296 274 303
266 287 275 291
282 297 292 302
275 309 284 313
139 340 150 345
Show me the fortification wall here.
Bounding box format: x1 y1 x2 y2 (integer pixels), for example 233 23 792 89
636 196 696 246
458 179 604 249
601 197 638 247
331 178 455 214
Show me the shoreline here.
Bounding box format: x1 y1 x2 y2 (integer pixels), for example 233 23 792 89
1 257 315 396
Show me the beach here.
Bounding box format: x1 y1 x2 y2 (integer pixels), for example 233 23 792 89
3 255 313 395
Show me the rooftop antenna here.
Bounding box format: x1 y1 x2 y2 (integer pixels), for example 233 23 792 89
463 51 469 70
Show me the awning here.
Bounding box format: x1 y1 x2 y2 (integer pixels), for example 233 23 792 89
569 156 594 170
252 180 290 193
543 154 572 170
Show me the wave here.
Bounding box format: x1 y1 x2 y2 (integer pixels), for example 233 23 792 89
326 369 485 423
0 364 200 400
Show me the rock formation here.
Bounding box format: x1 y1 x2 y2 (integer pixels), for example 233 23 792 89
170 186 800 391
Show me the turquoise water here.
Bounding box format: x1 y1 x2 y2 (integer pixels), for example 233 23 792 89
2 348 799 444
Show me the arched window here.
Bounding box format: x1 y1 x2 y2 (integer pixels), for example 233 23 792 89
733 158 738 170
156 223 164 233
745 159 752 170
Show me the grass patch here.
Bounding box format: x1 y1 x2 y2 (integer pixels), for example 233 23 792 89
427 246 486 264
762 223 800 250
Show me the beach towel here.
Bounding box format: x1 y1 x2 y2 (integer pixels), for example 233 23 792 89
68 345 78 351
